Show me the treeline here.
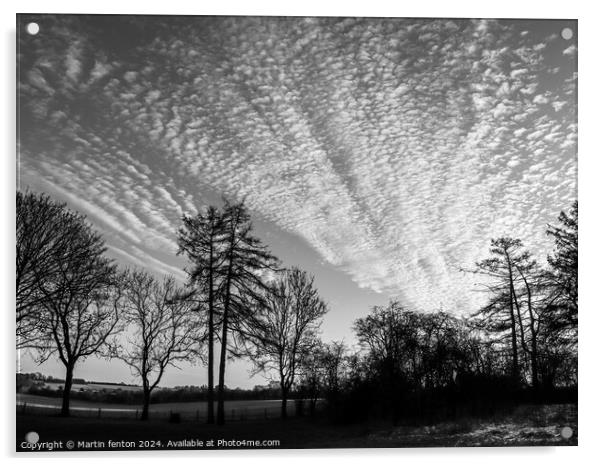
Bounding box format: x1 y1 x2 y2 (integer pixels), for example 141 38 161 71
16 189 577 425
17 191 326 422
17 372 86 391
293 202 578 424
17 372 139 387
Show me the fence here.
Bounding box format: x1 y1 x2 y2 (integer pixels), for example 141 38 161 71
17 399 323 423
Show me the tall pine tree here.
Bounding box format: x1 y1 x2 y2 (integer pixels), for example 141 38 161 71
215 200 280 424
177 206 226 424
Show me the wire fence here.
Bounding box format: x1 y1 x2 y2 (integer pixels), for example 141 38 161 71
17 399 322 423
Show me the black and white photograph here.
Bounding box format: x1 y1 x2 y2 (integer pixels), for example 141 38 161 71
15 13 577 451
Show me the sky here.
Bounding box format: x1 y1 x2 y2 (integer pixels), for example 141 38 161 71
17 15 577 388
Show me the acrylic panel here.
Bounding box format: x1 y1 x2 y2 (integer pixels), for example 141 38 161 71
16 14 577 451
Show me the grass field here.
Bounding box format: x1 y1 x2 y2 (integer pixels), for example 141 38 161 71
17 393 299 420
16 402 577 450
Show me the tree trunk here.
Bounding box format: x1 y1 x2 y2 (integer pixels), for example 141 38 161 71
207 265 215 424
216 209 238 425
518 266 540 394
526 296 539 394
281 385 288 419
531 339 539 394
61 363 74 417
141 388 151 421
207 315 215 424
505 253 520 383
216 268 231 426
216 307 228 425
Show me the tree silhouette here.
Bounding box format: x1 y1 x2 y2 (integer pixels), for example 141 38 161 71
177 206 226 424
533 202 578 391
545 201 578 331
215 199 280 424
234 268 327 418
511 252 545 392
316 340 349 412
471 237 547 391
353 302 485 422
297 339 327 416
297 340 350 417
470 238 525 383
34 208 121 416
16 191 78 349
354 301 415 384
111 270 196 420
353 301 418 421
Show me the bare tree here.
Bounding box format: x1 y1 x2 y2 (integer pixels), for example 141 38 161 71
298 339 327 416
235 268 327 418
319 341 349 399
16 191 78 349
353 302 481 421
35 214 121 416
112 270 197 420
354 301 413 385
298 340 348 416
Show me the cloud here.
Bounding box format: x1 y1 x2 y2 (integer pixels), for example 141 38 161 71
562 45 577 56
18 17 577 314
64 41 83 83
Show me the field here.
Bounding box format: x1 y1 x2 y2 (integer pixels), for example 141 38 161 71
17 394 301 421
16 400 577 450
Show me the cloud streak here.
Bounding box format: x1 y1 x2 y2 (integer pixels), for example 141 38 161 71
18 16 577 313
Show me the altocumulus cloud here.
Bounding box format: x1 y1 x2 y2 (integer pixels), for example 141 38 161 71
18 16 576 313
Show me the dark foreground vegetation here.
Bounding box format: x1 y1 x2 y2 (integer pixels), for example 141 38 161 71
16 402 576 450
